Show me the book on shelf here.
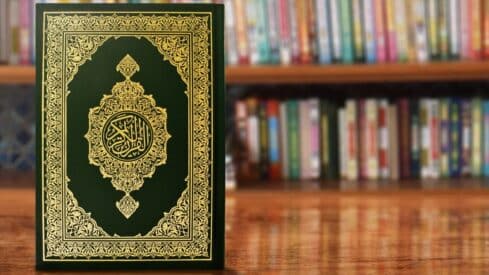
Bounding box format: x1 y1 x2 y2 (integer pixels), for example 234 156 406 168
4 0 489 65
234 96 489 183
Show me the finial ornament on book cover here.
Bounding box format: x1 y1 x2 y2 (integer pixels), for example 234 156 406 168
36 4 224 269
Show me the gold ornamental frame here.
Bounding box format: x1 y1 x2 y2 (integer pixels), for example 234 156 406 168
40 11 213 261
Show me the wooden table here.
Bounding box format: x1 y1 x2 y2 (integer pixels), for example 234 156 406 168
2 183 489 274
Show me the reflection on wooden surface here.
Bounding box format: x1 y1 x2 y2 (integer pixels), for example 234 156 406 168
2 186 489 274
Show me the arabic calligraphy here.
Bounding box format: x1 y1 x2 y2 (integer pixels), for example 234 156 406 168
103 111 153 161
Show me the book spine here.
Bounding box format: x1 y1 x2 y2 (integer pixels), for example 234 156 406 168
267 0 281 64
427 0 439 59
420 99 430 178
378 99 389 179
385 0 398 62
259 100 269 179
394 0 409 62
460 0 472 59
296 0 312 64
287 101 300 180
309 98 321 179
330 0 343 61
388 104 400 180
267 100 281 180
320 100 330 179
483 0 489 58
339 0 355 63
448 0 460 58
278 0 292 65
279 102 289 180
449 99 461 178
471 98 483 177
366 99 379 180
256 0 270 64
339 108 348 179
484 101 489 177
374 0 387 62
363 0 377 63
430 99 440 178
316 0 333 64
306 0 318 62
410 99 420 178
358 99 367 179
235 0 249 64
328 101 339 179
224 0 239 65
352 0 365 62
246 0 259 64
8 0 20 65
472 0 482 59
299 100 311 179
438 0 450 60
346 100 358 180
234 100 250 180
439 98 450 178
288 0 301 63
461 100 472 176
412 0 429 62
405 0 417 62
398 98 411 179
246 98 260 179
0 0 8 63
19 0 30 65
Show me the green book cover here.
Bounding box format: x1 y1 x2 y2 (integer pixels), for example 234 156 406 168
320 100 339 180
259 100 269 179
287 100 300 180
339 0 354 63
36 4 224 269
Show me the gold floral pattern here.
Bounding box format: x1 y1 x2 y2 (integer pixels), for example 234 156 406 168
41 12 213 260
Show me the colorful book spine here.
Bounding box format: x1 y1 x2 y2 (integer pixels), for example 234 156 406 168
448 0 460 58
439 98 450 178
246 98 260 179
410 99 420 178
429 99 440 178
471 0 482 59
366 99 379 180
309 98 321 179
385 0 398 62
484 101 489 177
405 0 417 62
449 99 461 178
0 0 7 63
259 100 269 179
279 102 289 179
374 0 387 62
394 0 408 62
316 0 333 64
8 0 19 65
299 100 311 179
420 99 430 178
306 0 318 62
471 98 483 177
438 0 450 60
483 0 489 58
378 99 389 179
358 99 367 179
267 100 281 180
296 0 312 63
339 108 348 179
460 0 471 59
320 100 330 179
278 0 292 64
288 0 301 63
398 98 410 179
255 0 270 64
246 0 259 64
388 104 399 180
346 100 358 180
339 0 355 63
412 0 428 62
330 0 343 61
234 100 250 180
287 100 300 180
235 0 249 64
427 0 439 59
19 0 31 65
223 0 239 65
363 0 377 63
461 100 472 176
267 0 281 64
352 0 365 61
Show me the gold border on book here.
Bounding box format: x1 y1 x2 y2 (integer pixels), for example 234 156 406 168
41 11 213 261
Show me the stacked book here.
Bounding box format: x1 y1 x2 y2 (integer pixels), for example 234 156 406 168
234 97 489 181
223 0 489 65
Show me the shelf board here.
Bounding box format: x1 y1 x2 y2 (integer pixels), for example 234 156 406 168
226 61 489 84
0 66 35 85
3 61 489 85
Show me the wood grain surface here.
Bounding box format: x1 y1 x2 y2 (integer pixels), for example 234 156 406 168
2 180 489 273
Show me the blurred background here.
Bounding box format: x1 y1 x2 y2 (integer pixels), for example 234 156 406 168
2 0 489 273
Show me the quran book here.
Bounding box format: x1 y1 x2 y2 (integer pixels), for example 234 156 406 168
36 4 224 269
